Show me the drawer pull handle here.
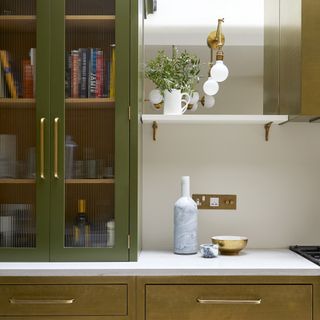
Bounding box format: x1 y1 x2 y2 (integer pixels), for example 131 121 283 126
9 298 75 305
197 298 262 305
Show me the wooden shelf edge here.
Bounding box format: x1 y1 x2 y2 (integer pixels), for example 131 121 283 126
65 15 115 21
66 98 115 104
66 179 115 184
0 99 35 104
0 15 36 21
141 114 289 125
0 179 35 184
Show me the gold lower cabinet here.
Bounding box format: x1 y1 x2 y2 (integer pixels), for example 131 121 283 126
138 277 317 320
0 277 135 319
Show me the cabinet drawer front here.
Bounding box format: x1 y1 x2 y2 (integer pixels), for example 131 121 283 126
146 284 312 320
0 284 127 316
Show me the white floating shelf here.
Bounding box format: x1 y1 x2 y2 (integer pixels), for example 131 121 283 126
141 114 289 125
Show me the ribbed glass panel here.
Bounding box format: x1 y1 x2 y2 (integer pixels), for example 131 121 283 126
64 0 116 248
0 0 36 247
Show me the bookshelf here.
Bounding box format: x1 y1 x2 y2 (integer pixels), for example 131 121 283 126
66 98 115 109
0 179 35 184
0 16 36 32
0 98 35 107
66 179 115 184
65 15 115 30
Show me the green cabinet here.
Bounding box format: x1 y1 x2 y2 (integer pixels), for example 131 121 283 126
0 0 142 261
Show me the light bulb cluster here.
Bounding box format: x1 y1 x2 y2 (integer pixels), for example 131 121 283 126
201 60 229 108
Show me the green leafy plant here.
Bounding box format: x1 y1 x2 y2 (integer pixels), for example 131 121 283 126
145 48 200 94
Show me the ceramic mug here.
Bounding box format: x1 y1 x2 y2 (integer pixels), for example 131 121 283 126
163 89 190 115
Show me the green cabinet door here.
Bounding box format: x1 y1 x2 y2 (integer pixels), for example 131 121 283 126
0 0 50 261
49 0 131 261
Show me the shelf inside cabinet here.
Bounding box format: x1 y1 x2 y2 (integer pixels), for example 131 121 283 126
66 98 115 109
0 179 35 184
0 99 36 109
66 179 115 184
0 15 36 32
65 15 115 30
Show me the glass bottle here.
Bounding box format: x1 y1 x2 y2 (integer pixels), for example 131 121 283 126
174 176 198 255
73 199 91 247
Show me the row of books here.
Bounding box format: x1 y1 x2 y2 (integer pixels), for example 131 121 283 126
65 47 115 99
0 49 36 99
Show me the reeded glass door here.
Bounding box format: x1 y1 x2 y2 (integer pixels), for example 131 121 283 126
50 0 130 261
0 0 50 260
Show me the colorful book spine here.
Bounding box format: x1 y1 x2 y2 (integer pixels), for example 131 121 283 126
109 45 116 99
65 51 71 98
29 48 36 97
104 60 110 98
22 59 33 98
0 50 17 98
96 50 104 98
0 63 5 98
89 48 97 98
71 50 79 98
79 48 89 98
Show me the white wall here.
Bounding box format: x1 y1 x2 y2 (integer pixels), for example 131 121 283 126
142 123 320 250
142 0 320 250
145 0 264 46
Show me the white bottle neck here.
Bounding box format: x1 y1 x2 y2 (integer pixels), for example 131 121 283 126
181 176 190 198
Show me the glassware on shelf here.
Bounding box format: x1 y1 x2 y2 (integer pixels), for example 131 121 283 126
27 147 36 178
106 219 115 248
0 204 35 248
0 135 16 178
65 135 77 179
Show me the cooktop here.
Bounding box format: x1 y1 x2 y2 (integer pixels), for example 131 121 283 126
290 246 320 266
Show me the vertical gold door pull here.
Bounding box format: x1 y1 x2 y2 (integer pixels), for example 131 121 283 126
40 118 46 179
54 117 60 179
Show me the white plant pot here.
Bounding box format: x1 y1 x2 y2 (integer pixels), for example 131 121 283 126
163 89 190 115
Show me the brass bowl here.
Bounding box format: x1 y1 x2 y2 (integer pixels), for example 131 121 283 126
211 236 248 255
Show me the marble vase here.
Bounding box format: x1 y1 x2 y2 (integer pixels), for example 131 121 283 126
174 176 198 255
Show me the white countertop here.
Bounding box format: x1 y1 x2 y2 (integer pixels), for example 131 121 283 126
0 249 319 276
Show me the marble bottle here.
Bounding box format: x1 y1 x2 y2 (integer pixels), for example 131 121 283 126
174 176 198 255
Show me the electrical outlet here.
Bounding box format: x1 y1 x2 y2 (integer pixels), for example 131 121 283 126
210 197 219 207
192 194 237 210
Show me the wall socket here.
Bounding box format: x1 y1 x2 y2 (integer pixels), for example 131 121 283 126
192 194 237 210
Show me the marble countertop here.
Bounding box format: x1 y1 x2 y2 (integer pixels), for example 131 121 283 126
0 249 319 276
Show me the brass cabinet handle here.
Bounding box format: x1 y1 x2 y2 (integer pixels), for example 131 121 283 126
196 298 262 305
9 297 75 305
40 118 46 180
54 117 59 179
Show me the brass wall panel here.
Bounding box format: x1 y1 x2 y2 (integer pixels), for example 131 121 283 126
264 0 280 115
279 0 302 116
301 0 320 115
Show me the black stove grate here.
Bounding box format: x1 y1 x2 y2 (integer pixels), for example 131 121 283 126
290 245 320 266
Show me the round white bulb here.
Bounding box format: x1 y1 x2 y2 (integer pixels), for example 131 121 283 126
149 89 163 105
203 95 215 109
188 102 198 112
203 78 219 96
190 92 200 105
210 61 229 82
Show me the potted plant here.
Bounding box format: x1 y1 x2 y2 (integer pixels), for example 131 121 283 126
145 48 200 115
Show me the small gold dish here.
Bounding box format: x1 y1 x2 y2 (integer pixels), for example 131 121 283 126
211 236 248 255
